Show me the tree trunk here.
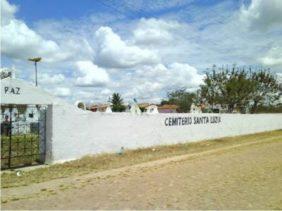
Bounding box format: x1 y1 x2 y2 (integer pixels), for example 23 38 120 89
228 104 234 113
251 100 258 114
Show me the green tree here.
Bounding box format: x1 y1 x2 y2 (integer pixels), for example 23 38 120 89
161 89 196 112
111 93 126 112
0 68 12 79
250 70 279 113
77 102 85 110
200 66 221 110
200 65 280 113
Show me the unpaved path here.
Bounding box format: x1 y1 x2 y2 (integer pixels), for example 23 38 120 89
2 136 282 209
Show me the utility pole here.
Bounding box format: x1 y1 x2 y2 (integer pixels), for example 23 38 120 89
28 57 42 87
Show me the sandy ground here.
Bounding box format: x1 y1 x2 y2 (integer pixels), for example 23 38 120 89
2 137 282 210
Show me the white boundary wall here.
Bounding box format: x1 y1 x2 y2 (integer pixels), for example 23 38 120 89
46 103 282 163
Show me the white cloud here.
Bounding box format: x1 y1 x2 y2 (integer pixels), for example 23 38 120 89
260 46 282 66
133 18 181 45
1 0 91 63
75 90 94 99
101 88 112 96
1 0 17 25
261 58 282 67
142 63 203 90
131 17 200 66
53 87 71 97
1 0 69 62
33 20 95 62
168 63 204 88
119 63 203 101
75 60 110 87
240 0 282 30
95 26 159 68
39 73 65 84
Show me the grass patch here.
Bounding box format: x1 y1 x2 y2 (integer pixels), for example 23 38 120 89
1 130 281 188
10 198 20 201
1 134 42 169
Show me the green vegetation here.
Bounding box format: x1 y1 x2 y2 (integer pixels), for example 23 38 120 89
1 134 41 169
110 93 126 112
254 105 282 113
200 65 280 113
161 89 196 113
1 130 281 188
161 65 280 114
77 102 85 110
0 68 12 79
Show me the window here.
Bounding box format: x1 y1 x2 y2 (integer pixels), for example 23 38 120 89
29 113 34 118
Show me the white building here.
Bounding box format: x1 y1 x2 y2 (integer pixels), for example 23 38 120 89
145 105 159 114
129 103 141 115
126 100 141 115
105 106 112 113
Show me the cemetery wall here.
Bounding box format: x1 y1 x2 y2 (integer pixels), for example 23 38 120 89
46 103 282 163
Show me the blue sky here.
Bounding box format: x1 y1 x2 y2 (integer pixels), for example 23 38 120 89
11 0 237 22
1 0 282 103
11 0 106 23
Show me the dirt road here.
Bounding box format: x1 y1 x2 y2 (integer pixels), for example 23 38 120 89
2 136 282 209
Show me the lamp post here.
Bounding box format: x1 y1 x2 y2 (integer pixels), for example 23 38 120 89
28 57 42 87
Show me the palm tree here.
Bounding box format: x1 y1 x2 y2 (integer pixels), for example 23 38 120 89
111 93 126 112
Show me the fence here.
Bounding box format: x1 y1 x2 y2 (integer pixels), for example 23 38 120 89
1 105 46 169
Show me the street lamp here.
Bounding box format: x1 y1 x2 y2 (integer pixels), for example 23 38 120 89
28 57 42 87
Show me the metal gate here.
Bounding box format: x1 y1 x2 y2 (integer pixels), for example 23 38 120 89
1 104 47 170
